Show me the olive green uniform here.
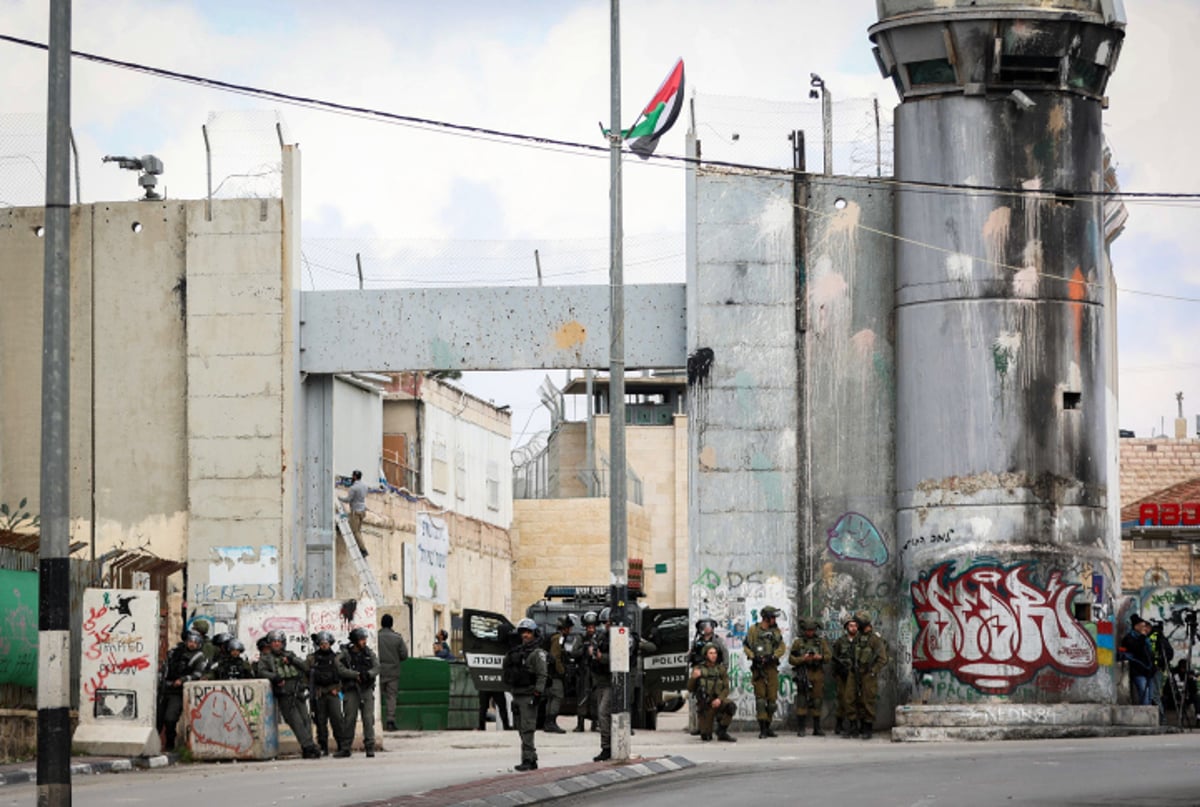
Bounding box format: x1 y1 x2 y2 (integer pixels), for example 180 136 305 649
687 663 737 739
743 622 785 723
259 647 318 756
833 631 886 736
789 632 831 731
546 631 569 729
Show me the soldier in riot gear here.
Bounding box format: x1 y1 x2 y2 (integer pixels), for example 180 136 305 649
208 639 255 680
157 630 207 751
788 618 831 736
544 615 572 733
308 631 347 756
572 611 600 733
505 618 549 771
259 630 321 759
337 627 380 758
688 643 737 742
744 605 785 738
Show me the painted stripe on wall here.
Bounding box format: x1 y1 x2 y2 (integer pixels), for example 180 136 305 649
37 630 71 708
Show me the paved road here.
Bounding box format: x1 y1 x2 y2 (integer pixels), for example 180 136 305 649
556 733 1200 807
4 716 1199 807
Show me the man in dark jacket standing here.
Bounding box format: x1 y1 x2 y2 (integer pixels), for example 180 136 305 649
377 614 408 731
1121 615 1155 706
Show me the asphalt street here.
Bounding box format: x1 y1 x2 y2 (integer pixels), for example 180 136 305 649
4 714 1199 807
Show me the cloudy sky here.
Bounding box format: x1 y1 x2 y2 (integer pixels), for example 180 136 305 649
2 0 1197 447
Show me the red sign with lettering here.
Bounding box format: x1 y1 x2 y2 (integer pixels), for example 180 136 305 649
1138 502 1200 527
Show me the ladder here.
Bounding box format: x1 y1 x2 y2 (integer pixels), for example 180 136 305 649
335 512 385 603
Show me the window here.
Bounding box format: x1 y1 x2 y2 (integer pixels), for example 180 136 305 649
906 58 956 87
486 460 500 511
455 448 467 501
431 436 448 493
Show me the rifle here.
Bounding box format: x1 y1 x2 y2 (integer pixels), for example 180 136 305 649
794 665 812 701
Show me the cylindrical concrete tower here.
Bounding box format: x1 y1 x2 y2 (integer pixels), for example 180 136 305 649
871 1 1129 733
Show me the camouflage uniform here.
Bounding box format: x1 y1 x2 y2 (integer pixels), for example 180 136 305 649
743 606 785 737
788 619 831 736
259 637 320 758
687 645 737 742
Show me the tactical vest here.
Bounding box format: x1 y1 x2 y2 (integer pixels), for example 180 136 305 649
311 649 339 686
793 636 825 668
165 645 202 682
695 665 723 700
503 644 536 689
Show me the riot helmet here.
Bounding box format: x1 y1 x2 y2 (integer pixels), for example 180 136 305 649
266 629 287 647
582 611 599 626
315 630 336 647
349 627 370 644
183 630 202 647
598 607 612 624
226 639 246 655
212 632 233 649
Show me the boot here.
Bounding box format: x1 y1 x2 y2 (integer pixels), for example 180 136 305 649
543 717 566 734
701 732 712 741
365 741 376 758
717 725 737 743
514 760 538 772
860 724 872 741
813 718 825 737
385 721 397 732
320 740 330 757
846 719 859 739
835 717 844 736
763 718 777 738
333 747 351 758
574 715 587 733
593 748 612 762
796 716 806 737
590 721 598 732
758 720 768 739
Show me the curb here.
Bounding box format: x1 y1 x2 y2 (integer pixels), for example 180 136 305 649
0 753 178 787
451 755 695 807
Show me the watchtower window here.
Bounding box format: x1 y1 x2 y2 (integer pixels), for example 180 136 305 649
906 58 957 87
996 53 1062 86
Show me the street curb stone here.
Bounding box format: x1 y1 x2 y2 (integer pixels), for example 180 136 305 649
0 753 177 787
445 756 695 807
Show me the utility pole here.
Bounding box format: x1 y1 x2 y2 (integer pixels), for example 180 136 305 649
607 0 631 763
39 1 73 806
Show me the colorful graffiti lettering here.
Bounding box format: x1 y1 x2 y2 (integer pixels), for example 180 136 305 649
911 562 1098 695
826 512 888 566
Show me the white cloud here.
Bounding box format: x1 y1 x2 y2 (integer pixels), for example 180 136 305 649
2 0 1197 443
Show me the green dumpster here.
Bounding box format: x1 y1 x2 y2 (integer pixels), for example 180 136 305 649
448 661 480 730
394 658 450 730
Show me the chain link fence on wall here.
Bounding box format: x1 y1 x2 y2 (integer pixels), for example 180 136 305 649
204 109 289 200
693 92 894 178
0 112 52 208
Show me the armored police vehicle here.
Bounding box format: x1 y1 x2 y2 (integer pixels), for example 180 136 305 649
464 585 688 729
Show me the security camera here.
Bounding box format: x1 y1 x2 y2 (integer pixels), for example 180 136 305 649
102 154 165 201
1009 90 1036 111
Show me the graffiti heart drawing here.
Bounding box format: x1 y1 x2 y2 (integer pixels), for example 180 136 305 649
826 512 889 566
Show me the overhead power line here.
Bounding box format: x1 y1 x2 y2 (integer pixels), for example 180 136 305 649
5 32 1200 204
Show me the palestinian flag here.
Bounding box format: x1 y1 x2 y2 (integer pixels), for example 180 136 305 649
625 59 685 159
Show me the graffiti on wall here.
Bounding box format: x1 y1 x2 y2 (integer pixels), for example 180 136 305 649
81 591 155 707
911 562 1097 695
691 566 796 717
1139 586 1200 668
237 601 310 659
826 512 889 566
307 598 378 648
186 681 276 758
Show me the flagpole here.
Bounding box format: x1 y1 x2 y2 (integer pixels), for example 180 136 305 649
607 0 631 764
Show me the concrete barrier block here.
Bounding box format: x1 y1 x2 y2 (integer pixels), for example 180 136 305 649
185 680 279 760
1112 705 1159 727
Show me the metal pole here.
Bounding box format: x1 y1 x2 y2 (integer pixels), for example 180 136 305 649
534 248 543 287
39 2 73 805
873 96 882 178
607 0 631 763
355 252 364 290
202 124 212 221
822 86 833 176
68 127 79 203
